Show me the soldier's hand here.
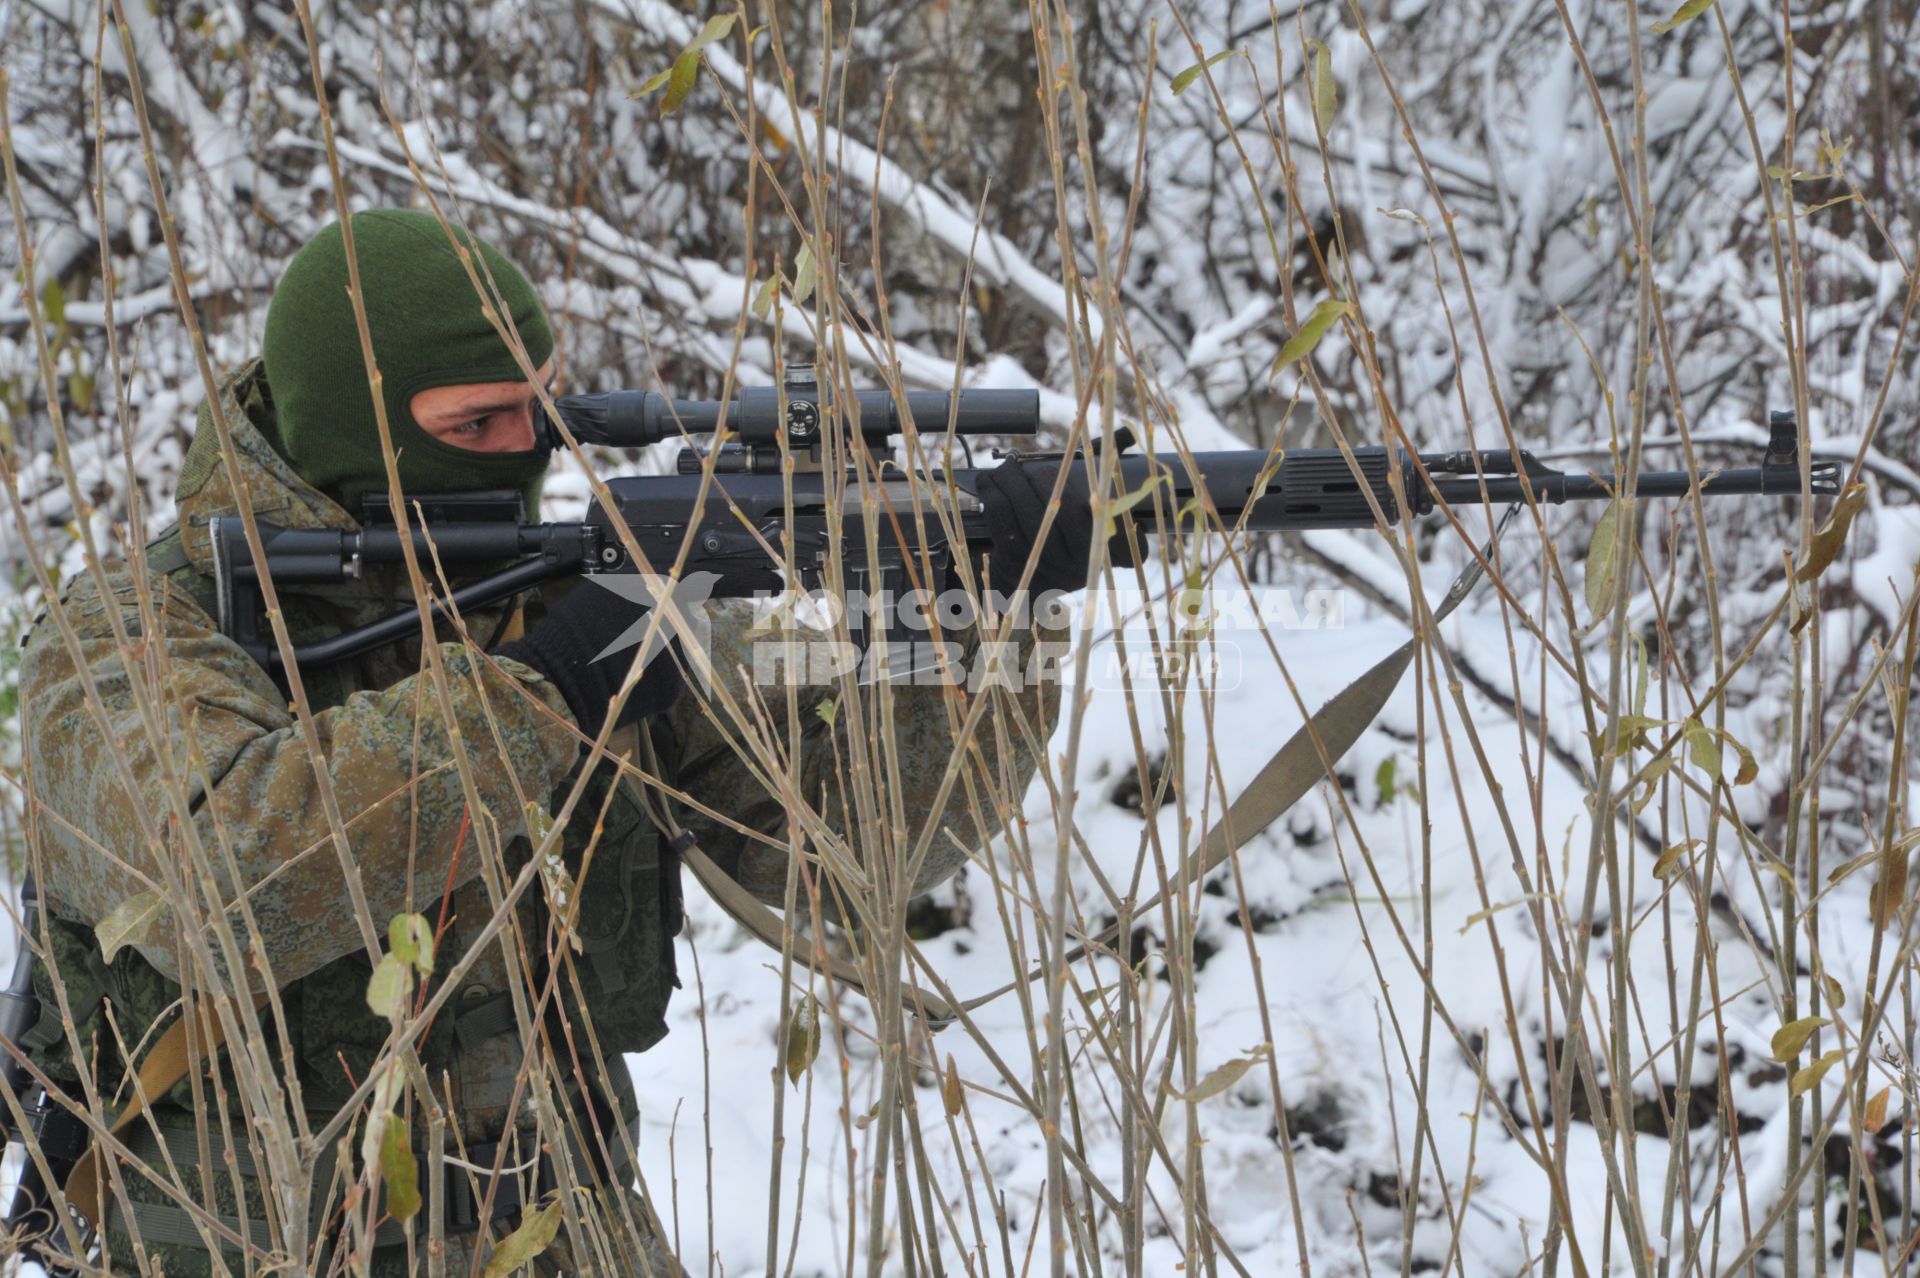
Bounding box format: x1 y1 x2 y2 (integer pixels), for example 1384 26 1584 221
975 454 1137 597
493 580 686 738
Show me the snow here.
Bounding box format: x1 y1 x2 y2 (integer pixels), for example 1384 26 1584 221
3 0 1918 1271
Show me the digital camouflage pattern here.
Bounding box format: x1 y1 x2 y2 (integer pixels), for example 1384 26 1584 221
17 358 1053 1275
19 361 671 1275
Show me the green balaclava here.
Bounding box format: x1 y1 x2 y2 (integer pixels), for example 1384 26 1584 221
262 208 554 520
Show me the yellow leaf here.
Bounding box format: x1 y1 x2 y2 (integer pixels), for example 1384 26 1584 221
40 276 65 332
683 12 737 54
1630 754 1671 814
1731 736 1758 786
1866 1085 1891 1133
1101 474 1167 538
1585 499 1625 619
380 1115 421 1222
815 696 838 727
365 953 412 1018
1652 840 1701 882
1172 1045 1269 1102
1821 972 1845 1010
67 370 96 414
1685 719 1721 775
785 994 821 1086
630 66 673 99
388 913 435 975
791 243 818 307
97 890 167 964
942 1055 964 1116
1651 0 1714 34
1875 852 1909 930
481 1197 564 1278
1630 632 1650 718
524 800 557 850
1309 40 1336 132
662 48 702 113
632 15 734 106
1171 48 1240 96
1789 1048 1844 1098
1770 1015 1829 1063
750 272 781 320
1268 299 1352 375
1793 483 1866 585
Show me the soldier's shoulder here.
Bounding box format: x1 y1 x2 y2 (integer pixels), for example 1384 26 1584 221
20 558 218 659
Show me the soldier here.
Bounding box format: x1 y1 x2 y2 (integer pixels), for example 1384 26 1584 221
14 208 1104 1276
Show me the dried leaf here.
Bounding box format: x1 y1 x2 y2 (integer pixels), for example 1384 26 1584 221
1651 0 1714 34
481 1196 563 1278
1770 1015 1829 1063
524 800 557 850
1309 40 1336 132
1631 755 1671 814
1652 840 1701 882
1794 483 1867 585
1875 852 1910 930
1171 48 1240 95
97 890 166 964
1731 736 1758 786
662 48 701 113
1789 1048 1844 1099
380 1115 421 1222
942 1055 964 1116
1828 850 1878 886
791 244 818 307
1866 1085 1891 1133
1585 500 1624 619
785 994 821 1086
1173 1045 1270 1102
366 953 412 1018
1631 632 1650 718
1821 972 1845 1010
1269 299 1351 376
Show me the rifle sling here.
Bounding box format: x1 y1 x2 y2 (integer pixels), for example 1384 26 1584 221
63 993 265 1234
662 511 1509 1029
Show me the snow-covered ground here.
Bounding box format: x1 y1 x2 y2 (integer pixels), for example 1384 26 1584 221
620 548 1876 1274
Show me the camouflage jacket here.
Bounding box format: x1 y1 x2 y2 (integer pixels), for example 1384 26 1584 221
17 358 1049 1271
18 355 1052 1086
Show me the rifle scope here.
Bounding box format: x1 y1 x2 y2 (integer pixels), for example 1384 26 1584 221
547 368 1039 452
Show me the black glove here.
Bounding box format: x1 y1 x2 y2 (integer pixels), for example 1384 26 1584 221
494 579 686 738
975 455 1138 597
